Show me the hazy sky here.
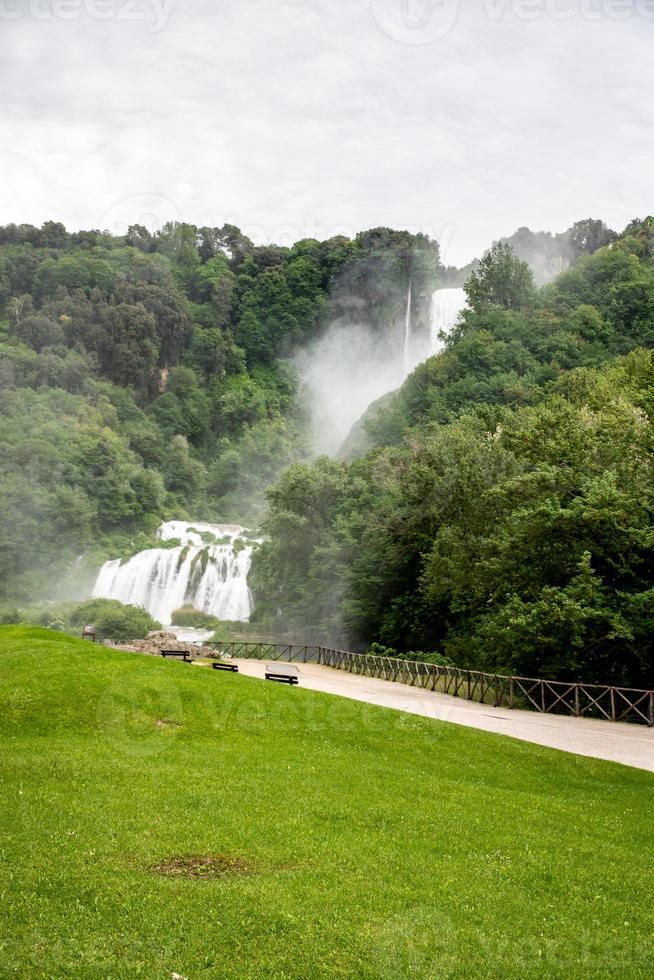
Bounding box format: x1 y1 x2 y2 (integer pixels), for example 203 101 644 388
1 0 653 265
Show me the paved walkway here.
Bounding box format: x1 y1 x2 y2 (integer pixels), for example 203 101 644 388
232 659 654 773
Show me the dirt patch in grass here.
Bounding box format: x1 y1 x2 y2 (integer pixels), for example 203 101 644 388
151 854 254 879
155 718 182 728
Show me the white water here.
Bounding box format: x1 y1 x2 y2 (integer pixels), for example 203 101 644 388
430 287 467 353
170 626 215 644
403 279 413 375
92 521 255 626
298 285 468 455
296 320 408 456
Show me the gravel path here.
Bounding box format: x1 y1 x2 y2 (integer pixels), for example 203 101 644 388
232 658 654 773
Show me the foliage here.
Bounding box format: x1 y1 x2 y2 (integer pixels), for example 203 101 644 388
368 642 453 666
170 606 221 628
67 598 161 642
464 241 536 313
5 215 654 689
253 222 654 687
1 598 162 640
0 220 442 600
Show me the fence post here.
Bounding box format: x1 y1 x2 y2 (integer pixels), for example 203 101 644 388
574 685 580 717
509 677 514 709
610 688 616 723
649 693 654 728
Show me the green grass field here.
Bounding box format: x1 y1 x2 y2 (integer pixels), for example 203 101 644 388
1 626 653 979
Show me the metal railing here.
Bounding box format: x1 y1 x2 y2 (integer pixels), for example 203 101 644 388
206 641 654 727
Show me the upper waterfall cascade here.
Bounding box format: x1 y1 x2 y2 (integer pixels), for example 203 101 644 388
300 284 469 455
92 521 255 626
403 279 413 375
429 287 467 353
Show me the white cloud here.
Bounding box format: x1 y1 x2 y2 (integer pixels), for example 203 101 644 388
0 0 652 264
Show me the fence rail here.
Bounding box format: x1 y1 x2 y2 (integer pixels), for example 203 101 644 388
206 641 654 727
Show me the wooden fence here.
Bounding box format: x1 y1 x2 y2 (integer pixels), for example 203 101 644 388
206 641 654 727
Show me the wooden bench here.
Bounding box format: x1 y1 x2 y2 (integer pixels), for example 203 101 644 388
161 650 191 663
211 661 239 673
265 663 299 686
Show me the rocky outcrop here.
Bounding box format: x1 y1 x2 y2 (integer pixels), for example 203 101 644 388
112 630 217 660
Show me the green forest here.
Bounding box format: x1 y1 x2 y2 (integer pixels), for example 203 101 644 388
252 220 654 688
1 215 653 688
0 222 442 601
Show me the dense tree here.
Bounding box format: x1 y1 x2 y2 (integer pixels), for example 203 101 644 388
9 312 63 352
96 302 159 391
34 254 116 298
567 218 617 256
113 279 192 366
465 242 536 313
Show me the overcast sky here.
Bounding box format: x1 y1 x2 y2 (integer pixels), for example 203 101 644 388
1 0 653 265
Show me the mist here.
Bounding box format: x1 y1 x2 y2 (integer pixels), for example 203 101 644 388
296 319 405 457
297 287 467 457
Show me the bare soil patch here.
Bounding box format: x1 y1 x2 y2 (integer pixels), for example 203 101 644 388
151 854 254 879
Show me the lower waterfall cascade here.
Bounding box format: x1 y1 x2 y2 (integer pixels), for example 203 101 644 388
92 521 255 626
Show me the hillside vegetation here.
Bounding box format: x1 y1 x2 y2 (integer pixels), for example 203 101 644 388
0 222 441 603
2 215 651 690
252 221 654 687
1 627 653 978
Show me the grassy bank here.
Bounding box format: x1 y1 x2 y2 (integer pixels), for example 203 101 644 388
1 626 653 978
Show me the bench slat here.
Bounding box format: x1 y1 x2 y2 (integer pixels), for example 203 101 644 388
265 666 299 686
161 650 191 662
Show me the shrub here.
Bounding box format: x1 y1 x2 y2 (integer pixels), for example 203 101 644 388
170 606 220 629
0 606 23 625
69 598 161 643
368 643 453 667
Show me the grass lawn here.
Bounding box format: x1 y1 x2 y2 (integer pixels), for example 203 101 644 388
1 626 653 979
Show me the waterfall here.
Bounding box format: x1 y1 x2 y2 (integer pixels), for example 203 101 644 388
403 279 413 375
430 287 467 353
298 283 468 457
92 521 255 625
